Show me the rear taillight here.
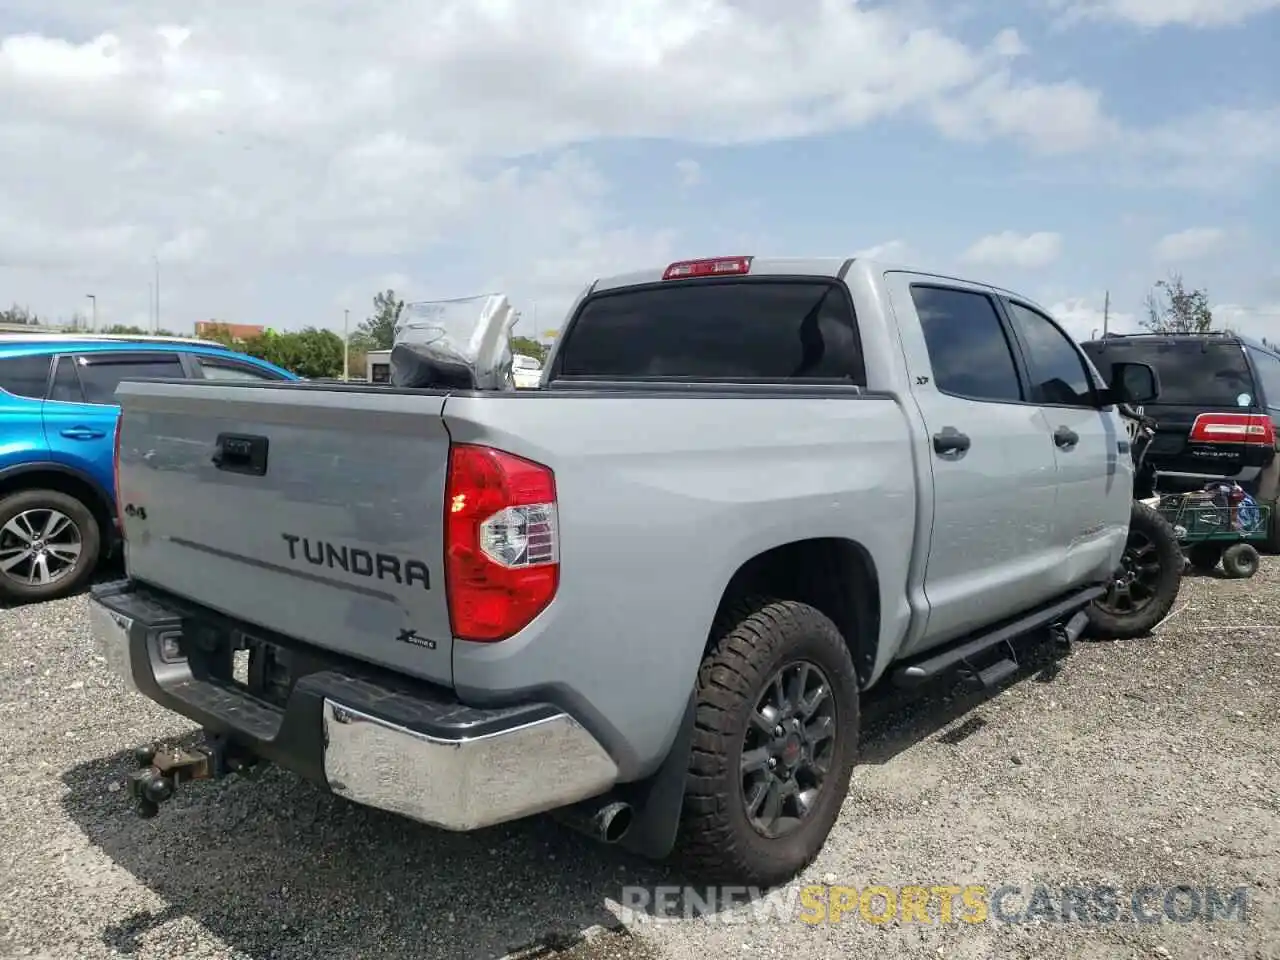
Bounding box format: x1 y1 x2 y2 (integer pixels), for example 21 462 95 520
444 444 559 642
112 417 126 538
1189 412 1276 446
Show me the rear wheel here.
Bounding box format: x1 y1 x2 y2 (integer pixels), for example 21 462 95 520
0 489 101 604
1086 502 1182 639
1186 542 1223 572
676 598 860 888
1221 543 1260 579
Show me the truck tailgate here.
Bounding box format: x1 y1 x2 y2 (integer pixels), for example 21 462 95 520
114 380 455 686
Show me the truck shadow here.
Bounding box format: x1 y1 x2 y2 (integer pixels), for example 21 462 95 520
56 634 1072 957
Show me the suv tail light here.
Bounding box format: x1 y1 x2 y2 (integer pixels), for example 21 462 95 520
112 417 126 538
1189 412 1276 446
444 444 559 642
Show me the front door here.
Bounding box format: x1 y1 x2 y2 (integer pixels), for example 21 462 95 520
1000 299 1130 590
42 351 189 501
885 273 1063 652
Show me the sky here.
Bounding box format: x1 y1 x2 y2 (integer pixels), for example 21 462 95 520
0 0 1277 344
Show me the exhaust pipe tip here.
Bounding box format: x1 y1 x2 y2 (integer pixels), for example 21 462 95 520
596 801 633 844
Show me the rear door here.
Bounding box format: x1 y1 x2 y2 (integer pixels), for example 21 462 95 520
42 351 188 500
1001 299 1129 589
885 273 1063 649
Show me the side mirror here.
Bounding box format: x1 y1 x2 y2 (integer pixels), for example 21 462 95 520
1108 361 1160 405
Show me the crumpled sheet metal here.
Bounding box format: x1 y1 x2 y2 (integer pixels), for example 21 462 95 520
390 293 517 390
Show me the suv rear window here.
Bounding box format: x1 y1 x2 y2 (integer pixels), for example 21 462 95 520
555 280 865 383
0 354 52 399
1082 339 1256 408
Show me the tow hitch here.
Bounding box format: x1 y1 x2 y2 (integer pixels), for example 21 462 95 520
127 735 257 818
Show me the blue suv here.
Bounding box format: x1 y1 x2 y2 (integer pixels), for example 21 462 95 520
0 336 298 603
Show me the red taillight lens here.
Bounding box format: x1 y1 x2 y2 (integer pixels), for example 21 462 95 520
1189 413 1276 446
662 256 752 280
112 417 126 538
444 444 559 642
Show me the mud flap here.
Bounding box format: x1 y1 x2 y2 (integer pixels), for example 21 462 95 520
615 691 696 861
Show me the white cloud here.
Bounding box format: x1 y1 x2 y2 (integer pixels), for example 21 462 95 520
1213 302 1280 340
674 158 702 188
961 231 1064 268
1153 227 1227 262
1048 297 1138 342
854 240 913 263
0 1 1270 333
1056 0 1280 28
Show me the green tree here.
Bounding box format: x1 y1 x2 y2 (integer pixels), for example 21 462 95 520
0 304 38 325
511 335 549 363
1142 273 1215 334
352 289 404 351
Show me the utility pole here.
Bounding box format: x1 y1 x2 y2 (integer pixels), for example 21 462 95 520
1102 290 1110 337
343 309 350 380
85 294 96 331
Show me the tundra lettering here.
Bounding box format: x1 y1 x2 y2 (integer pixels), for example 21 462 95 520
280 533 430 589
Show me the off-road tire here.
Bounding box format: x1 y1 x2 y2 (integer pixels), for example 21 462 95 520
1221 542 1260 580
0 489 101 605
1186 542 1224 572
675 597 860 888
1086 502 1182 639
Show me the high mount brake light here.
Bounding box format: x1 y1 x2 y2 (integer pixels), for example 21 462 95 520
1189 412 1276 446
444 444 559 642
662 256 752 281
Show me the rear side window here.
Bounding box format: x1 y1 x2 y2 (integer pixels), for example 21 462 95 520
555 280 865 382
0 354 52 399
73 352 186 405
1004 301 1096 406
911 286 1023 403
1248 348 1280 412
1082 340 1255 408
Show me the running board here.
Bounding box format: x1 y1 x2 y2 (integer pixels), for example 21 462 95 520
892 586 1105 689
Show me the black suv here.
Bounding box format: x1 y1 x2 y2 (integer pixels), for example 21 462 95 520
1081 331 1280 549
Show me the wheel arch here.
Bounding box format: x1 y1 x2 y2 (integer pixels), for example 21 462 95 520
0 462 116 558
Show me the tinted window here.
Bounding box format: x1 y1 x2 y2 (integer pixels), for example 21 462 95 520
556 280 865 382
194 356 281 381
0 354 52 399
75 353 185 405
1081 340 1255 408
49 357 85 403
911 286 1023 402
1248 349 1280 411
1004 301 1095 406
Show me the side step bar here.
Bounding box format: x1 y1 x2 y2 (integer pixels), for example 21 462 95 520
892 586 1104 689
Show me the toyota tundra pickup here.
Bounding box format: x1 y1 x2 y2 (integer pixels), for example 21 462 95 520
88 256 1164 888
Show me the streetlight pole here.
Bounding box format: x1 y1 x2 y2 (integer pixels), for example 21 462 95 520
154 256 161 332
85 294 96 331
343 309 350 380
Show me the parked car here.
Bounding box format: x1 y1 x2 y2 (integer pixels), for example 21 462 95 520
89 257 1163 888
511 353 543 389
0 335 298 603
1080 331 1280 550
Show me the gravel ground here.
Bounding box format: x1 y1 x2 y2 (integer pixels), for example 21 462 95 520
1 563 1277 960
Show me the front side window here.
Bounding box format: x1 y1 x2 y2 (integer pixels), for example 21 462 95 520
193 355 282 381
1004 301 1096 407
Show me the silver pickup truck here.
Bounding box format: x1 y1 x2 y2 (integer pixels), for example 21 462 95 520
89 256 1172 888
